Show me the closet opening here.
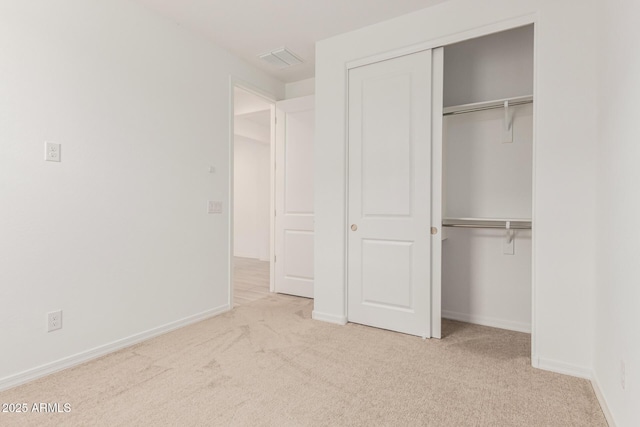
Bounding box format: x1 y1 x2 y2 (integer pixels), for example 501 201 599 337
439 25 535 336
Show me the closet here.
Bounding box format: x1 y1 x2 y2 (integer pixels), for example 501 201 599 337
346 25 534 338
441 25 534 334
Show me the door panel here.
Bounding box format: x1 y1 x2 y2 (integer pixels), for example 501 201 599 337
284 111 314 214
361 73 413 217
362 239 414 309
275 95 315 298
283 231 314 280
348 51 435 337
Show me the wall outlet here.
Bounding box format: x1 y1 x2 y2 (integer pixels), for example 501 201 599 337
45 142 61 162
47 310 62 332
621 360 626 390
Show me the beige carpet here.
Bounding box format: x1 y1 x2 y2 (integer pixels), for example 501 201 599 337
0 295 605 426
233 256 270 307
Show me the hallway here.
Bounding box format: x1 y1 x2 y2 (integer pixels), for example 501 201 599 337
233 257 270 307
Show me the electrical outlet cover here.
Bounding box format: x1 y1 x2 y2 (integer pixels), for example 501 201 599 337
45 142 61 162
47 310 62 332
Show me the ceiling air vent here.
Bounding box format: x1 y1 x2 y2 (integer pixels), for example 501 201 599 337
258 47 303 69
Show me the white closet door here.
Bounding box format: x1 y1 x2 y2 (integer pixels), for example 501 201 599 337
274 95 315 298
431 47 444 339
348 50 439 338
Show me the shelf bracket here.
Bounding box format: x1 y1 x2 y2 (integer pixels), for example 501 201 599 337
502 100 513 143
504 221 515 255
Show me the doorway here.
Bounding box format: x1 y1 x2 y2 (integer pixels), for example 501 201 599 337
231 85 275 307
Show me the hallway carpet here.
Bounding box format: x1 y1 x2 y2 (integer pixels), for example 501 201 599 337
0 295 605 426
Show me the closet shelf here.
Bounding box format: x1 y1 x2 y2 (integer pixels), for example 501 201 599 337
443 217 532 230
443 95 533 116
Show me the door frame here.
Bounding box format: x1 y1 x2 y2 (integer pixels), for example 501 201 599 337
344 14 538 354
228 77 277 310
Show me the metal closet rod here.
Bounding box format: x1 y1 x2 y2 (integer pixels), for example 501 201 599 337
443 223 532 230
443 99 534 116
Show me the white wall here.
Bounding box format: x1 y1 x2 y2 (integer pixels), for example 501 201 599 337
315 0 598 378
234 116 271 143
444 107 533 219
286 77 315 99
234 136 270 260
443 106 533 332
443 228 532 331
0 0 283 388
594 0 640 425
443 25 534 107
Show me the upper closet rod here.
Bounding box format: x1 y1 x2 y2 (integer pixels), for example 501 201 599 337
443 95 533 116
443 223 531 230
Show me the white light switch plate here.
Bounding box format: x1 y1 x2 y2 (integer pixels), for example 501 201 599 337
45 142 61 162
208 201 222 214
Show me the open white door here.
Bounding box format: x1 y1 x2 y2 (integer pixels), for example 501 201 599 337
274 95 315 298
347 50 441 338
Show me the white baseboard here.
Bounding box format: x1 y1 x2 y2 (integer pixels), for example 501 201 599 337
442 310 531 333
591 374 616 427
0 304 230 392
312 310 347 325
234 254 270 263
233 253 260 260
532 355 592 379
533 360 615 425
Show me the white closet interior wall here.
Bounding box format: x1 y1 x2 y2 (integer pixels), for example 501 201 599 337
442 26 534 333
443 26 534 107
